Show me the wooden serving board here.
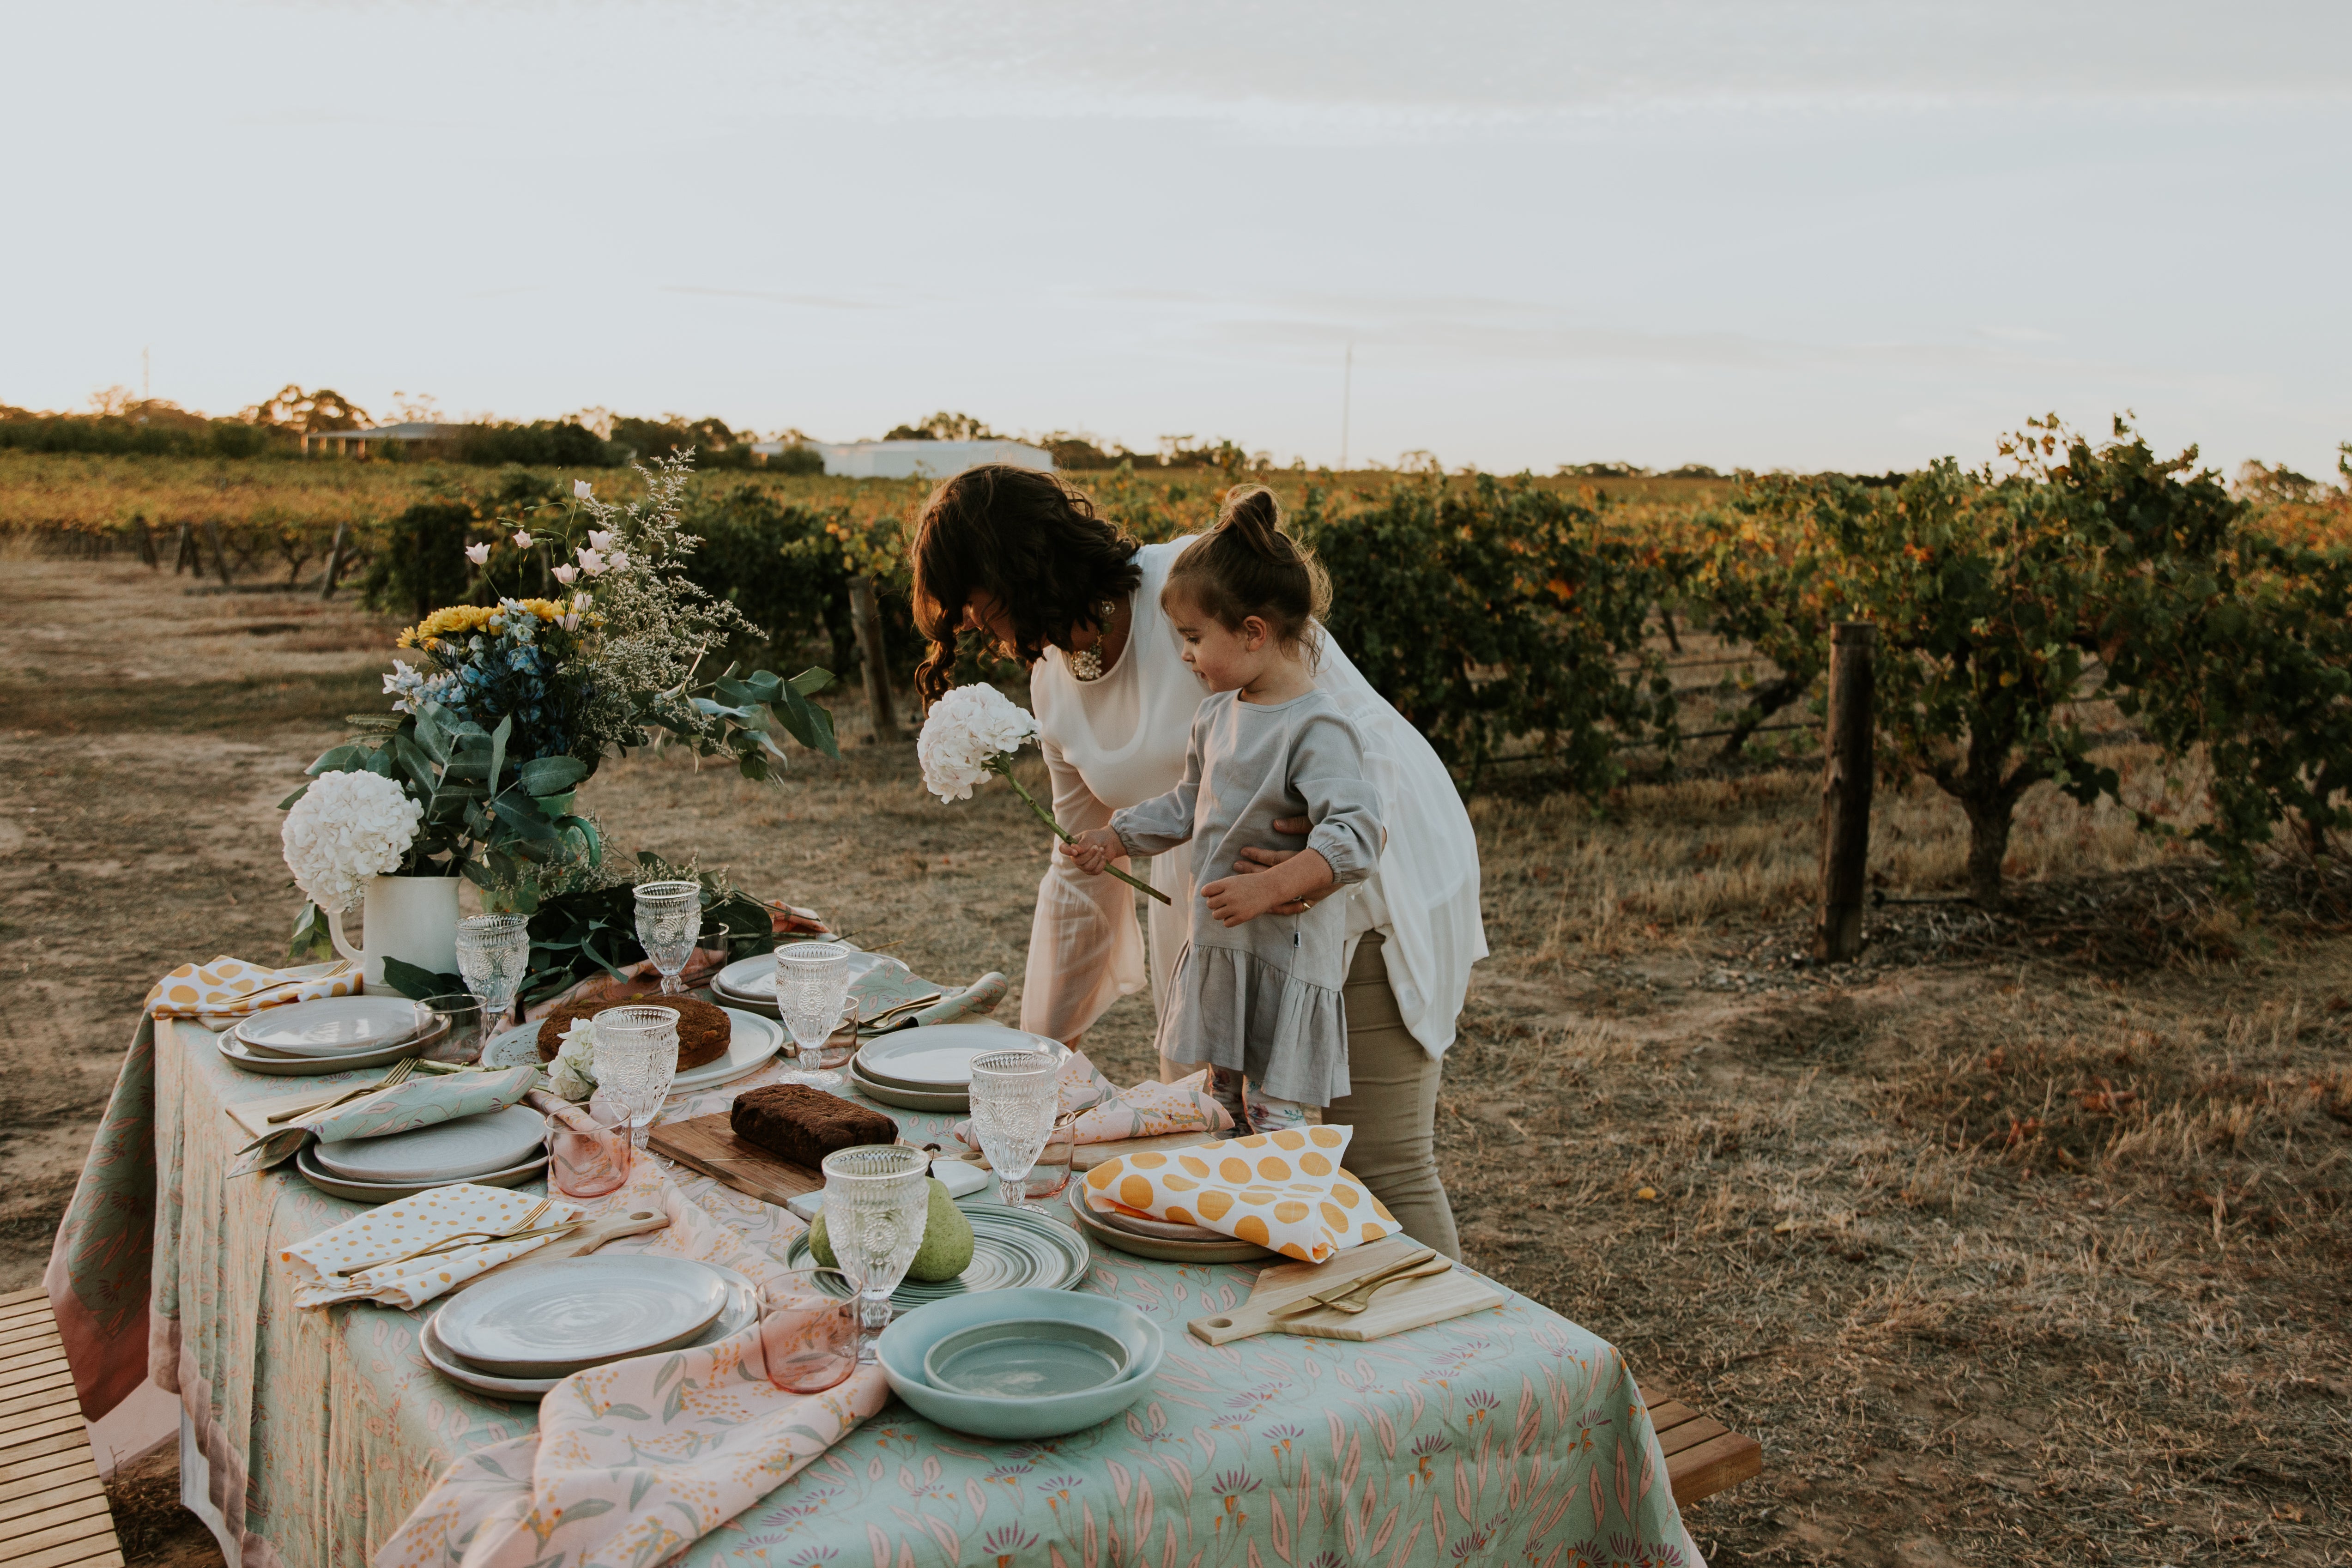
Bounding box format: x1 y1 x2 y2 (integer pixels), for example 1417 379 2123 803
1186 1234 1506 1345
648 1112 824 1207
442 1208 670 1294
944 1129 1225 1174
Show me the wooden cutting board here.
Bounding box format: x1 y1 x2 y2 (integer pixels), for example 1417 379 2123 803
1186 1233 1506 1345
647 1111 824 1207
441 1208 671 1294
943 1129 1225 1174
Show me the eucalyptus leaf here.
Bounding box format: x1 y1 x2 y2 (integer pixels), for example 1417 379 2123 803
380 957 463 1001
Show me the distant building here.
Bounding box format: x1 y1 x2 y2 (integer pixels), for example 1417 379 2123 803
302 422 469 457
750 437 1054 479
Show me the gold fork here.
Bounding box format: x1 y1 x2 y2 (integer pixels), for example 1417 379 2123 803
268 1057 418 1124
337 1198 552 1277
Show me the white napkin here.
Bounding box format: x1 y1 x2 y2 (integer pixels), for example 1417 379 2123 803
284 1184 581 1309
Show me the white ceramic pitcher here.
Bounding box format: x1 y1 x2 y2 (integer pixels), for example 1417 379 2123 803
326 874 462 987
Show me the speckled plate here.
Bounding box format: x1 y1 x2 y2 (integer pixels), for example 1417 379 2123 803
784 1201 1090 1309
846 1058 968 1114
1064 1188 1274 1264
420 1266 757 1401
292 1141 544 1204
217 1015 447 1077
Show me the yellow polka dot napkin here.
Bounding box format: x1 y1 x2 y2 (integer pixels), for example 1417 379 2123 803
144 956 362 1020
1082 1125 1402 1263
284 1183 582 1309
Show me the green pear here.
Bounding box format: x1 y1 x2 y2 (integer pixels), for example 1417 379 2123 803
806 1177 973 1283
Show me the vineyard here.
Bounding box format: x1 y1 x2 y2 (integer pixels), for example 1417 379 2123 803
6 422 2349 910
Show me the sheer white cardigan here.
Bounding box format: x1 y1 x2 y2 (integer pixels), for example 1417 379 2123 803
1018 539 1487 1059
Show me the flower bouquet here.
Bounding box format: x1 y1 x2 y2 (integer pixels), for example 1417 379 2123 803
918 684 1170 904
285 454 841 963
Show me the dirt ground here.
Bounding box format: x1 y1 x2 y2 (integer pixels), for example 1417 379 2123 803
4 555 2348 1566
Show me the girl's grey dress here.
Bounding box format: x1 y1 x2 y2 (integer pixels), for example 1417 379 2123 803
1109 689 1385 1106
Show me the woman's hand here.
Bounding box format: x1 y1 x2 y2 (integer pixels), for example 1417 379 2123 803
1228 817 1332 915
1199 873 1289 928
1064 826 1124 876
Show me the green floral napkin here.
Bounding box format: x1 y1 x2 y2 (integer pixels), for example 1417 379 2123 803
232 1064 541 1177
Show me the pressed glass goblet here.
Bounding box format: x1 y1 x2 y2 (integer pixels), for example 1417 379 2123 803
592 1004 680 1151
819 1144 929 1363
632 881 703 996
775 942 853 1090
756 1272 861 1392
968 1050 1061 1210
454 913 531 1029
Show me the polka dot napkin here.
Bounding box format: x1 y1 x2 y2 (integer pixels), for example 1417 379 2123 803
143 956 361 1020
1081 1125 1402 1263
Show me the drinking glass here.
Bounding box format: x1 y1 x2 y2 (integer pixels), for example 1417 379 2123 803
775 943 853 1090
633 881 703 996
819 1144 929 1363
968 1051 1061 1210
454 914 532 1029
593 1004 681 1151
756 1273 861 1392
543 1103 632 1198
1022 1117 1078 1203
418 993 485 1066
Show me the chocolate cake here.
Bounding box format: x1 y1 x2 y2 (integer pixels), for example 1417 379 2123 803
730 1083 897 1170
536 994 732 1070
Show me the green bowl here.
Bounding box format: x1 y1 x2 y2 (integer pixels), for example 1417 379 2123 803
877 1289 1164 1440
922 1317 1131 1398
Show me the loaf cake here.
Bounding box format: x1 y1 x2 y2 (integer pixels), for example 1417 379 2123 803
536 994 732 1070
730 1083 897 1170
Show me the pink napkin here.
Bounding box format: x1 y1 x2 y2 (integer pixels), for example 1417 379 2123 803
952 1051 1233 1150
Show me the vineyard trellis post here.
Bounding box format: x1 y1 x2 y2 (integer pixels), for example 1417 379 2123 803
133 517 158 569
1813 621 1876 963
847 575 901 743
203 521 234 588
320 521 349 600
173 521 195 575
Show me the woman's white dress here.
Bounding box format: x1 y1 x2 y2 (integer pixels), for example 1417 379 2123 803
1021 539 1487 1059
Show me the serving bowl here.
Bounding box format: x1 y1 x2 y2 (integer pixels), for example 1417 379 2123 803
876 1288 1164 1440
921 1317 1132 1398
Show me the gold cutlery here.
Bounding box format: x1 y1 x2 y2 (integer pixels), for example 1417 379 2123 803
339 1197 552 1276
267 1057 418 1123
1269 1247 1439 1319
1309 1255 1454 1314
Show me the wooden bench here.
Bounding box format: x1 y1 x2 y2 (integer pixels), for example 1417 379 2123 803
0 1287 126 1567
1639 1381 1763 1507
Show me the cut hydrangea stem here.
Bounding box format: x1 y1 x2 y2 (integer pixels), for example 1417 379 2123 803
986 757 1172 905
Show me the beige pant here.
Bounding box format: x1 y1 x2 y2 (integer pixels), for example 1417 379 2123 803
1159 932 1460 1260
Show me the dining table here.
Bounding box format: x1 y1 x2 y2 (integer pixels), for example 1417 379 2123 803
49 995 1705 1568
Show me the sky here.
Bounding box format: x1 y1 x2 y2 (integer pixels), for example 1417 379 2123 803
4 0 2347 476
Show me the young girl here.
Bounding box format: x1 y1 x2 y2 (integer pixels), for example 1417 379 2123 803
1066 486 1384 1133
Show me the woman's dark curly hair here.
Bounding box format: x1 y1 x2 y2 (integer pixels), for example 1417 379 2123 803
909 464 1143 704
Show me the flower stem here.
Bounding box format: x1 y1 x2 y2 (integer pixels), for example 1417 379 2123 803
989 758 1173 905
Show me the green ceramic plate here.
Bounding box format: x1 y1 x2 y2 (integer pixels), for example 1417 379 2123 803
784 1202 1089 1308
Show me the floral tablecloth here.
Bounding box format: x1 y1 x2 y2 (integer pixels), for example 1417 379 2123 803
56 1012 1704 1568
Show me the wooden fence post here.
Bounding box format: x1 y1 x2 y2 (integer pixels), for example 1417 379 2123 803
133 516 159 569
203 521 234 587
320 521 349 599
173 521 195 575
846 576 901 743
1812 621 1876 963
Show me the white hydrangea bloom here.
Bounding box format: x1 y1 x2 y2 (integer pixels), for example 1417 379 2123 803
548 1018 599 1102
279 770 423 913
917 684 1039 802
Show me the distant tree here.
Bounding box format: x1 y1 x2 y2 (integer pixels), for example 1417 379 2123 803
245 385 372 433
1558 462 1652 479
884 412 996 442
1663 463 1723 480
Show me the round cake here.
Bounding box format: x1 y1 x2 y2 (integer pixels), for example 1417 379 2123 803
536 995 732 1070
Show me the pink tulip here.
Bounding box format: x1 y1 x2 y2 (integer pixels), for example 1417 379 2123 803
465 543 490 566
553 564 578 585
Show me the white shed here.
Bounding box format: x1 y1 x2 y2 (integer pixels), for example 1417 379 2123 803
752 438 1055 479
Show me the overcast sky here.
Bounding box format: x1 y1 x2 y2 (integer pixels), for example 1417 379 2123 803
6 1 2346 475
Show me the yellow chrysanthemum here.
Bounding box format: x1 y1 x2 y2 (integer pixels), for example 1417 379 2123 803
396 599 568 649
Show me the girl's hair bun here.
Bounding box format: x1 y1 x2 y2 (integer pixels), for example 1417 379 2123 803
1164 484 1331 661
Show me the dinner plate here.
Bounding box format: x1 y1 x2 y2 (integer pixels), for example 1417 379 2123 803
1086 1203 1233 1245
846 1059 968 1114
420 1266 757 1401
235 995 427 1057
435 1255 732 1378
855 1023 1062 1092
217 1015 447 1077
784 1201 1091 1309
1065 1188 1274 1263
293 1142 546 1204
713 948 905 1001
310 1104 548 1184
478 1008 783 1095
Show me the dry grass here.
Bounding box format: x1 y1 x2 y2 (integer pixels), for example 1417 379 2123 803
11 556 2351 1567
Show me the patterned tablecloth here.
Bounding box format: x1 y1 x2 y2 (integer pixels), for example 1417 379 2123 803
68 1013 1704 1568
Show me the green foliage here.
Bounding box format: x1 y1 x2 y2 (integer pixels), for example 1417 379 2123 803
362 500 476 621
767 444 825 476
380 956 464 1001
1300 473 1680 788
515 854 779 1007
458 421 614 469
681 484 858 672
0 409 295 459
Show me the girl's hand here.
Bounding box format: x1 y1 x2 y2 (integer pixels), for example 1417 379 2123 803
1064 826 1124 876
1199 874 1284 928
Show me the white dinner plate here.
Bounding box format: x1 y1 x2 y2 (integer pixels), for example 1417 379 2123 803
310 1104 549 1184
478 1008 782 1095
846 1058 968 1114
855 1023 1061 1090
218 1016 445 1078
293 1143 545 1203
235 996 425 1057
435 1255 733 1378
713 948 905 1000
421 1266 757 1400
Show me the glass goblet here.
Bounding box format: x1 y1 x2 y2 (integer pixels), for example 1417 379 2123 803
775 942 853 1090
968 1050 1061 1210
454 913 532 1029
633 881 703 996
592 1004 681 1151
818 1144 929 1363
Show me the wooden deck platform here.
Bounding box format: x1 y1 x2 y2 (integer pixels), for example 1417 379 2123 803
0 1288 125 1566
1639 1381 1764 1507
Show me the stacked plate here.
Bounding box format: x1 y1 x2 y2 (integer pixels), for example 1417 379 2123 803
478 1007 786 1095
781 1202 1090 1310
874 1287 1165 1440
218 997 444 1076
1064 1187 1275 1264
848 1024 1065 1113
421 1256 758 1401
297 1104 550 1202
712 949 909 1016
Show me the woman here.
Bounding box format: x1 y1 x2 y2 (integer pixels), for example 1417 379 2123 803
911 465 1485 1257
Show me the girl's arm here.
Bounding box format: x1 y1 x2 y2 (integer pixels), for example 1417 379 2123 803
1100 718 1205 860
